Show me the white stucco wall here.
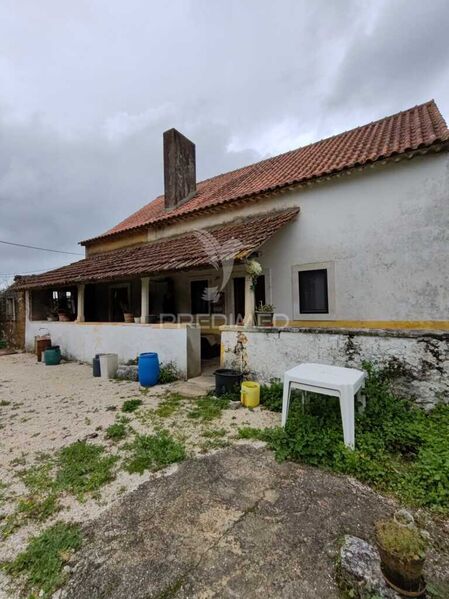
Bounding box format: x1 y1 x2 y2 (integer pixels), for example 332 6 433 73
221 327 449 407
26 321 201 378
147 152 449 322
256 153 449 322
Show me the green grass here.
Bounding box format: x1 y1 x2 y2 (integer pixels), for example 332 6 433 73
257 363 449 513
122 399 143 413
105 422 128 441
187 397 229 422
2 463 60 538
54 441 117 498
0 400 11 407
2 522 82 598
237 426 265 440
155 393 184 417
125 431 186 474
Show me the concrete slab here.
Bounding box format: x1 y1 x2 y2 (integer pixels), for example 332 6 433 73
60 446 418 599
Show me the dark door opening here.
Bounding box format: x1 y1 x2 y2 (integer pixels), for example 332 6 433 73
110 287 129 322
233 277 245 325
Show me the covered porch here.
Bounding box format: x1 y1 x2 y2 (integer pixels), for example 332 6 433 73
14 209 298 374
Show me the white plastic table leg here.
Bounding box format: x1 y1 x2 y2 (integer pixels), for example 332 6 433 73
281 378 291 427
339 387 355 449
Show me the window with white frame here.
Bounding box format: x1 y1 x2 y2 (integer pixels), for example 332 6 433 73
292 262 335 319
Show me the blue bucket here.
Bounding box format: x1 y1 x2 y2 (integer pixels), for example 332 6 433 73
138 352 160 387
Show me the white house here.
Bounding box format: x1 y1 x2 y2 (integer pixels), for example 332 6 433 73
12 100 449 403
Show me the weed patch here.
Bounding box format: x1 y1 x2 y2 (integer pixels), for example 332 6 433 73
238 427 265 440
2 522 82 598
55 441 117 498
105 422 128 441
187 397 229 421
122 399 143 413
125 431 186 474
158 362 180 384
259 364 449 513
156 393 184 417
259 379 283 412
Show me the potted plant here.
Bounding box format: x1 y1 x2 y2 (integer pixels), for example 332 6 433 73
255 302 275 326
47 310 59 321
375 517 428 596
57 309 71 322
120 302 134 323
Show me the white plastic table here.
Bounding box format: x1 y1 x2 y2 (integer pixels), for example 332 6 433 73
281 363 366 449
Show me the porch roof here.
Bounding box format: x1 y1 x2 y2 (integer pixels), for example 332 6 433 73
12 208 299 290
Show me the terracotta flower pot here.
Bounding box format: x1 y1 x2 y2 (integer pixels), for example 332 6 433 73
376 538 426 596
123 313 134 323
255 312 274 327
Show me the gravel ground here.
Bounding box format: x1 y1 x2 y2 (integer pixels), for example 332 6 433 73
0 353 278 599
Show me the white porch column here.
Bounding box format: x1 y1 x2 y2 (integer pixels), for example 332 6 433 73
243 275 255 326
76 284 85 322
141 277 150 324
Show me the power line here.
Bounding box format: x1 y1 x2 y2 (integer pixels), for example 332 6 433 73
0 270 47 276
0 239 83 256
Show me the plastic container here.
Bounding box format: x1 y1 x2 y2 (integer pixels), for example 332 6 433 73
241 381 260 408
99 353 118 379
138 352 160 387
214 369 243 396
92 353 103 377
43 347 61 366
35 332 51 362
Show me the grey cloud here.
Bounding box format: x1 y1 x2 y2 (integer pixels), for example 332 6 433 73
0 0 448 287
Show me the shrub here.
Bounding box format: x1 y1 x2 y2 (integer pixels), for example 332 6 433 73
158 362 180 384
259 379 283 412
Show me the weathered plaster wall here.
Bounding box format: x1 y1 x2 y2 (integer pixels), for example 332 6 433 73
256 153 449 322
25 321 201 378
1 291 26 349
221 327 449 407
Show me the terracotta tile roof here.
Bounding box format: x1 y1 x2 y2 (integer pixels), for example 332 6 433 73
82 100 448 245
13 209 299 290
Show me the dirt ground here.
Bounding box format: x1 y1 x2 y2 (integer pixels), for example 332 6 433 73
1 354 448 598
0 353 278 598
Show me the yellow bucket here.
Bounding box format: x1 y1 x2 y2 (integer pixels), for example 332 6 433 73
241 381 260 408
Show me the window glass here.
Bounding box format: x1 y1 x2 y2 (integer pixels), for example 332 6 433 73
298 269 328 314
254 275 266 308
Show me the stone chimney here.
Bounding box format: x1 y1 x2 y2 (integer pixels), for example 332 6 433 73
163 128 196 211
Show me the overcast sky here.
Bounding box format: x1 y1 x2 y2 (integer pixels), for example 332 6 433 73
1 0 448 288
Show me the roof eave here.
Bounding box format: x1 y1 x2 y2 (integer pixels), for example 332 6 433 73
80 139 449 247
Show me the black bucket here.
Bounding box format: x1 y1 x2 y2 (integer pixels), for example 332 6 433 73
214 369 243 396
